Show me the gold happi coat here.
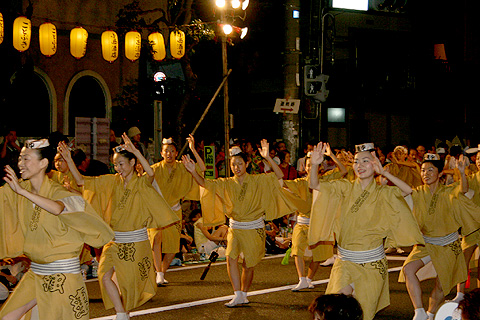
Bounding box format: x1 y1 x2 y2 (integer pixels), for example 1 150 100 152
200 172 296 267
309 178 424 320
399 183 480 294
283 170 344 261
0 176 114 320
148 160 200 252
384 163 422 188
82 173 179 310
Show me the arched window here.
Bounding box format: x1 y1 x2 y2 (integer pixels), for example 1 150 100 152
4 68 54 137
65 71 111 136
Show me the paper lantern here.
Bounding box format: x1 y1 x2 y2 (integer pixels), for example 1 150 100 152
39 22 57 56
170 30 185 59
70 27 88 59
101 30 118 63
0 13 4 45
125 31 141 62
13 16 31 52
148 32 166 61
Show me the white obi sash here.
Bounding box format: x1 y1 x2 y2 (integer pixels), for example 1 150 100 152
114 227 149 243
229 216 265 230
31 257 81 275
296 216 310 225
337 245 386 264
423 231 459 246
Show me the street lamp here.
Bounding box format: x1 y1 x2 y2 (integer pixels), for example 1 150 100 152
214 0 249 177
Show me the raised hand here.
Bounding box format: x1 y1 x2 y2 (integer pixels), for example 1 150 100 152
456 154 467 174
187 134 195 151
121 133 138 154
181 155 196 173
258 139 270 159
371 151 385 175
57 141 72 162
310 142 326 166
4 165 23 195
324 143 333 157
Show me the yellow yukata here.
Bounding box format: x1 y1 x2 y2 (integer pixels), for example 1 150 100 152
283 170 344 262
0 177 114 320
384 163 422 188
399 184 480 295
309 178 424 320
200 172 296 268
462 172 480 250
51 170 92 264
82 174 179 311
148 160 200 253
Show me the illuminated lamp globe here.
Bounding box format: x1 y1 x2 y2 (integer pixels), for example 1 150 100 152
232 0 241 9
222 24 233 35
170 30 185 59
70 27 88 59
125 31 141 62
148 32 166 61
13 16 31 52
39 22 57 56
101 30 119 63
216 0 226 8
0 13 4 44
242 0 249 10
240 27 248 39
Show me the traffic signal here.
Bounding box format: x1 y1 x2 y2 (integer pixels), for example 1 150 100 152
304 65 329 102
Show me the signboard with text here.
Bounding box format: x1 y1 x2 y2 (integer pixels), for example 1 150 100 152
273 99 300 114
204 146 216 179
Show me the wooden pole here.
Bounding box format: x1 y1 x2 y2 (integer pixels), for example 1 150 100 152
177 69 233 158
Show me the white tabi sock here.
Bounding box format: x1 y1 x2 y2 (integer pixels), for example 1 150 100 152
292 277 309 291
306 277 314 289
451 291 465 303
413 308 428 320
225 291 246 307
426 311 435 320
241 291 249 303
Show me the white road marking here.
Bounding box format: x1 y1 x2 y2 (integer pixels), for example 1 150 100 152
91 256 406 319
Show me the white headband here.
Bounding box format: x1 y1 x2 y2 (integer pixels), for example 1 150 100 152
162 138 173 145
394 146 408 154
355 143 375 153
229 146 242 156
25 139 50 149
424 153 440 161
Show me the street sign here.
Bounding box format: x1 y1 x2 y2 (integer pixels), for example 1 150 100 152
273 99 300 114
204 145 216 179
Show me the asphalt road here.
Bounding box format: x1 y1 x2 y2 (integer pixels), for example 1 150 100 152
86 254 479 320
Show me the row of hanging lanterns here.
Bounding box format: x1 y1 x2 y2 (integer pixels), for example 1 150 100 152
0 14 186 62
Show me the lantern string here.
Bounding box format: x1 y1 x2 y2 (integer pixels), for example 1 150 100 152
26 15 216 33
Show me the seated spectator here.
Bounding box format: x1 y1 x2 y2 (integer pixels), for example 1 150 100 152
308 294 363 320
0 257 30 302
191 209 228 256
265 221 291 255
458 288 480 320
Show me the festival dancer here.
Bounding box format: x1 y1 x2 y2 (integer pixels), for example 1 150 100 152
58 134 179 320
282 144 347 291
182 139 296 307
452 145 480 302
0 139 114 320
148 134 204 285
399 153 480 320
308 142 424 320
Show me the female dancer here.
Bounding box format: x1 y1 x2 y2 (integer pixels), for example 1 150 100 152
183 139 296 307
309 142 424 320
282 144 346 291
399 153 480 320
0 138 114 320
59 133 179 320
